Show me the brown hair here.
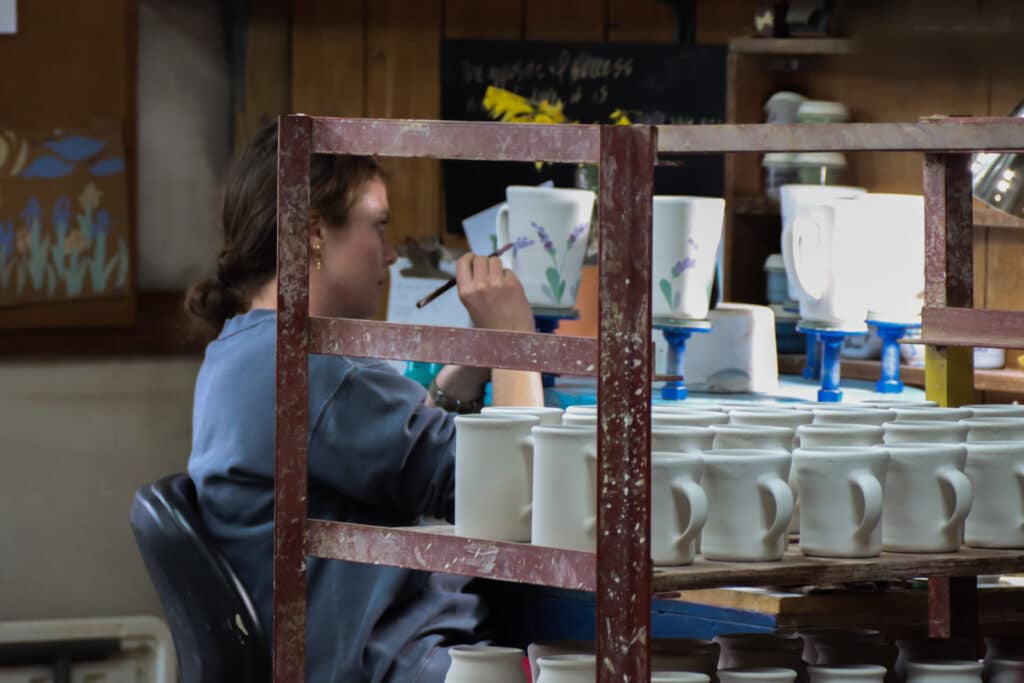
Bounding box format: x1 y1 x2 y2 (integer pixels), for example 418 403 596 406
185 120 385 334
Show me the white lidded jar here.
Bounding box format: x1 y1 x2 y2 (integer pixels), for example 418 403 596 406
904 660 982 683
536 654 596 683
444 645 527 683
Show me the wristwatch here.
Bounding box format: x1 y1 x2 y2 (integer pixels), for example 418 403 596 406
428 379 484 414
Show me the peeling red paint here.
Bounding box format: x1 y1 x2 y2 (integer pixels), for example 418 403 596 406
274 114 312 683
311 117 600 163
595 125 655 683
923 153 974 309
658 119 1024 154
310 317 598 375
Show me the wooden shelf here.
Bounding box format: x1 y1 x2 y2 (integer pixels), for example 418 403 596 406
733 196 1024 231
779 354 1024 394
729 37 857 56
307 520 1024 594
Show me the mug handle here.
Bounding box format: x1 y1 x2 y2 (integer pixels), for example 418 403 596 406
759 476 795 545
1016 465 1024 529
851 471 884 539
671 478 708 548
583 449 598 538
791 214 828 301
496 204 511 264
519 436 534 524
939 467 973 531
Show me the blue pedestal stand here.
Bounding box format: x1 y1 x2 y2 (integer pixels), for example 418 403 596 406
797 320 868 403
533 307 580 388
654 317 712 401
803 332 822 380
869 319 921 394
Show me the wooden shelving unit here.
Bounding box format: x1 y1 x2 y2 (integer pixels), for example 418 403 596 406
272 116 1024 683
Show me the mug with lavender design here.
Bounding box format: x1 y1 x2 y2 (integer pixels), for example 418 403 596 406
496 186 595 310
652 196 726 321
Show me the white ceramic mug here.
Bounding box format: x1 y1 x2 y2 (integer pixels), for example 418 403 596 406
652 452 708 566
454 414 538 542
797 423 884 448
963 404 1024 418
712 424 794 452
990 658 1024 683
719 668 798 683
905 661 982 683
653 425 716 454
894 639 975 682
653 409 731 427
780 185 866 303
882 443 972 553
482 405 564 425
497 186 595 310
792 447 889 558
807 665 886 683
444 645 527 683
730 410 814 448
790 196 875 326
812 408 896 427
701 450 794 562
963 417 1024 442
531 425 598 552
882 420 968 445
651 196 726 320
892 407 971 422
536 654 596 683
965 442 1024 548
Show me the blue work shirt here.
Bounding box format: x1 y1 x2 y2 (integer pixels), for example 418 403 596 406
188 309 486 682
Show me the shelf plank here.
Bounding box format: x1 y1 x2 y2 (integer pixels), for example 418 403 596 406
779 354 1024 395
307 520 596 591
307 521 1024 594
309 116 600 163
309 316 597 375
657 120 1024 154
729 37 857 56
921 307 1024 349
651 546 1024 593
733 196 1024 232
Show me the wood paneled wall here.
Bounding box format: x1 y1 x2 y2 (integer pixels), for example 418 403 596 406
279 1 1020 362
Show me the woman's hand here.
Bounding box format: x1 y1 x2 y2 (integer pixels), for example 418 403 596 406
455 253 535 332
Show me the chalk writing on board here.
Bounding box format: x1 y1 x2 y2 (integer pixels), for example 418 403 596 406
441 40 727 235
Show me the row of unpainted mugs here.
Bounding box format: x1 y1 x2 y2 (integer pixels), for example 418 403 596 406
455 400 1024 563
446 631 1024 683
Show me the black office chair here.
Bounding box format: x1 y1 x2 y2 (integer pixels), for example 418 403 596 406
130 474 270 683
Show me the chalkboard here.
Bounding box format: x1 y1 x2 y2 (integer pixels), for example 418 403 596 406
440 40 727 236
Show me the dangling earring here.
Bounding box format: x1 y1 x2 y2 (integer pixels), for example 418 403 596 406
313 242 322 272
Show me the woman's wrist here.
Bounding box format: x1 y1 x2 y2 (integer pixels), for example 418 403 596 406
432 365 490 404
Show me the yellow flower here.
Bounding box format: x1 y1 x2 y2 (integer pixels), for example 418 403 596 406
536 99 567 124
64 228 90 256
79 182 103 212
610 109 632 125
482 86 535 123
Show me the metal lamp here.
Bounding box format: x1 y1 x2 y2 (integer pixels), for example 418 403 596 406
972 100 1024 218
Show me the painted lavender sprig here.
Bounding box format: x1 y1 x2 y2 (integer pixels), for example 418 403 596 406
660 257 697 309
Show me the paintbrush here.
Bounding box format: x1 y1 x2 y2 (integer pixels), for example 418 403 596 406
415 242 515 308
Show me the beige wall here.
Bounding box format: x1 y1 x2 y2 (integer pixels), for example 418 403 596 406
0 358 199 620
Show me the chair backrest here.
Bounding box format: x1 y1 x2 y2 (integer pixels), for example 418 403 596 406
130 474 270 683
